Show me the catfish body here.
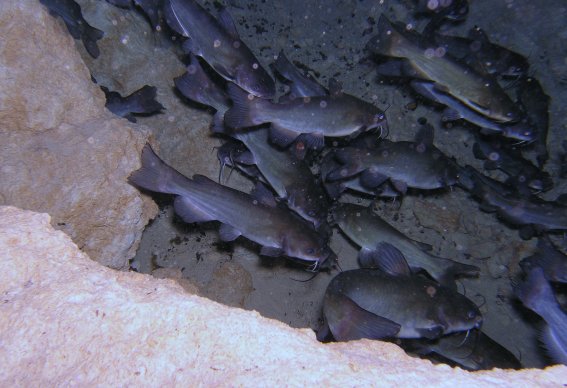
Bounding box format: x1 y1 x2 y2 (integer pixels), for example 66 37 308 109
319 244 482 341
164 0 275 98
517 268 567 365
331 203 479 287
368 15 521 123
129 145 334 270
40 0 104 58
103 85 164 122
325 125 459 194
224 84 388 150
402 329 522 371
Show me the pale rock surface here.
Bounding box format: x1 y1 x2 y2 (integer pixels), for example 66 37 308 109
1 206 565 386
0 1 157 268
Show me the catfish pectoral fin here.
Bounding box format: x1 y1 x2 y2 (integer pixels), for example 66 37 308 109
416 325 445 340
218 223 242 242
360 169 389 188
260 246 284 257
174 196 216 223
326 293 401 341
269 124 300 148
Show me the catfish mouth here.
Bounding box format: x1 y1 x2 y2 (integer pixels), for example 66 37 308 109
366 116 389 138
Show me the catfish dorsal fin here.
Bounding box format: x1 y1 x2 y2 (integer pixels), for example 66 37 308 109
328 78 343 96
217 7 240 39
373 242 412 276
251 182 277 207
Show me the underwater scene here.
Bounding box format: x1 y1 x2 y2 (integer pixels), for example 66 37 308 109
40 0 567 370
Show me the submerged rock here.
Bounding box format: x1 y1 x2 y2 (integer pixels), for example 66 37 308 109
0 1 157 269
1 206 566 385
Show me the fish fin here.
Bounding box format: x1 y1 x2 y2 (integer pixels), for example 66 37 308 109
415 123 434 146
360 169 389 188
251 182 278 207
327 78 343 96
181 38 201 55
372 242 412 277
163 0 190 37
517 267 555 317
124 85 164 114
326 293 401 341
316 317 334 342
269 124 299 148
211 111 226 133
128 144 190 195
82 36 101 59
218 223 242 242
366 15 396 56
124 114 137 123
260 246 284 257
299 133 325 150
390 179 408 194
173 196 215 223
438 261 480 289
225 84 260 129
376 60 405 77
555 193 567 206
217 7 240 38
411 80 440 103
413 240 433 252
441 108 463 122
416 325 445 340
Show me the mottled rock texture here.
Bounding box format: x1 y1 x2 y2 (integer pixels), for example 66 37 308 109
1 206 565 386
0 1 157 268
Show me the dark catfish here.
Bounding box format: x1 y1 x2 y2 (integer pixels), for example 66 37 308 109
326 124 459 194
368 15 522 123
164 0 274 98
103 85 164 123
433 27 529 78
39 0 104 58
472 136 552 195
520 237 567 284
224 84 388 150
411 80 535 141
517 267 567 365
233 129 331 231
318 243 482 342
458 165 567 239
331 203 479 287
174 54 231 130
273 51 328 99
401 329 522 371
517 77 550 168
129 145 334 271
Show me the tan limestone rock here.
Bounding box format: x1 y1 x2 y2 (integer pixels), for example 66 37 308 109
0 206 565 386
0 1 157 268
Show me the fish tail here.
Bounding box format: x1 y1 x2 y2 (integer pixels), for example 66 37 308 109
128 144 192 196
81 24 104 58
126 86 165 114
366 15 398 57
224 84 262 129
517 267 555 316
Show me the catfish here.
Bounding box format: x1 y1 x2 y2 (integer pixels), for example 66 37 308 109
129 145 335 271
367 15 522 123
318 243 482 342
520 237 567 284
458 165 567 239
331 203 480 287
325 123 459 194
39 0 104 58
517 267 567 366
164 0 275 98
224 83 388 150
103 85 164 123
411 80 535 141
401 329 522 371
472 136 552 195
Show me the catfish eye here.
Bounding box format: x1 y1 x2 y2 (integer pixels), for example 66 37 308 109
467 310 477 319
305 248 315 255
